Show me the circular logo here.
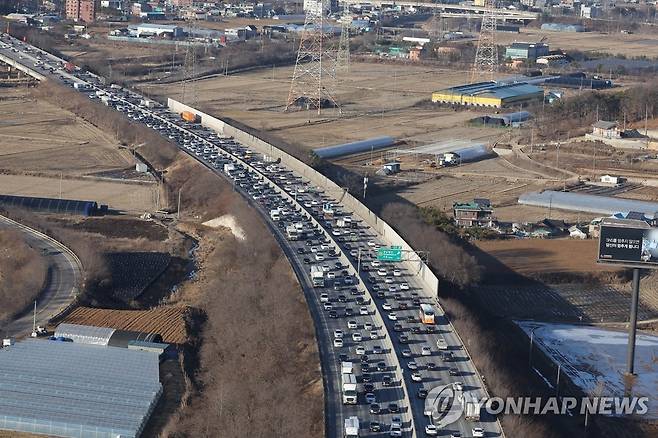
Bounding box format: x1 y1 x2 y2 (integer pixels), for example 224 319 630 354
424 383 464 428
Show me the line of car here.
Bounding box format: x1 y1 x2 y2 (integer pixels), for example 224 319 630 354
0 33 500 438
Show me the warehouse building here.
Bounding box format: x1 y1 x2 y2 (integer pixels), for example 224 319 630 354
505 42 549 61
0 338 162 438
431 81 544 108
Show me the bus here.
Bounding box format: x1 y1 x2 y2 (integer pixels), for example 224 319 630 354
419 304 435 325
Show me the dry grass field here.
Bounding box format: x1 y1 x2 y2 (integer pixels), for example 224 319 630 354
495 27 658 57
143 61 503 149
62 306 189 344
475 238 619 275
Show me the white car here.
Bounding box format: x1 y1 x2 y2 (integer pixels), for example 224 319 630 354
377 268 387 276
333 338 343 348
421 346 432 356
333 329 343 339
400 283 410 291
411 371 422 382
389 426 402 437
360 306 369 315
425 424 438 436
387 312 398 321
407 361 418 370
393 269 402 277
371 260 381 268
350 249 358 257
323 303 332 311
384 277 394 284
391 416 402 429
367 240 376 247
373 345 383 354
402 349 412 357
364 322 373 330
370 331 379 340
315 253 325 262
347 320 358 329
382 302 393 311
388 286 397 293
472 428 484 438
365 392 376 404
352 332 362 342
327 272 336 279
355 345 366 355
320 293 329 303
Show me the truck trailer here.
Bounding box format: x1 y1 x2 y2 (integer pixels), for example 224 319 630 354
341 372 358 405
310 265 324 287
344 416 359 438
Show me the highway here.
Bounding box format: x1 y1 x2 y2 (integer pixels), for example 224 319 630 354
0 33 503 438
0 215 81 338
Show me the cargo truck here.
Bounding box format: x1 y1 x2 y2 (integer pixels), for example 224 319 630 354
344 416 359 438
341 372 357 404
223 163 235 176
310 265 324 287
341 361 353 374
181 111 200 123
286 224 299 240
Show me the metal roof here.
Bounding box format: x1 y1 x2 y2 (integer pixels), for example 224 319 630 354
55 323 115 346
440 81 543 100
592 120 617 129
518 190 658 216
0 194 98 216
313 136 395 159
0 339 161 438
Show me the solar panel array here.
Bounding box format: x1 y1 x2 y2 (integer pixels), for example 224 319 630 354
0 339 162 438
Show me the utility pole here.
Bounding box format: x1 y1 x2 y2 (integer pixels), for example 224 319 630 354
627 268 641 375
177 188 182 220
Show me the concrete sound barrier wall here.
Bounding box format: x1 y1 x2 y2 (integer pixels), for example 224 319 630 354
167 98 439 294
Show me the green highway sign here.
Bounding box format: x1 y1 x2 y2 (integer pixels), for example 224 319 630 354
377 246 402 261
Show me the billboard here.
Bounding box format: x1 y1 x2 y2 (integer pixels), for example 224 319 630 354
598 219 658 267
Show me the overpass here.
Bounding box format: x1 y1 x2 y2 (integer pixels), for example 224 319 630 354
346 0 539 22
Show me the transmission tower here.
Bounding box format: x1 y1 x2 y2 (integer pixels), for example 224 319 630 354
470 0 498 83
286 1 339 114
181 26 198 105
336 2 351 74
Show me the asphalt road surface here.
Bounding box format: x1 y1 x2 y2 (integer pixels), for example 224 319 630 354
0 215 81 339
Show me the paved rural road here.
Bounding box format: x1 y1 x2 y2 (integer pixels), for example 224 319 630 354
0 215 82 338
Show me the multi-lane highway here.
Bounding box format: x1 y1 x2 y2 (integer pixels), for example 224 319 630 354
0 33 503 438
0 215 81 338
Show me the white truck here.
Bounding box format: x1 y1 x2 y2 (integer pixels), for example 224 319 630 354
270 208 281 221
223 163 236 176
341 372 358 405
286 224 299 240
336 216 352 228
436 336 448 351
465 401 481 421
341 361 353 375
322 203 335 219
344 416 359 438
310 265 325 287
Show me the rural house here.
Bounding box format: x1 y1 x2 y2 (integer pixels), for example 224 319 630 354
453 198 495 227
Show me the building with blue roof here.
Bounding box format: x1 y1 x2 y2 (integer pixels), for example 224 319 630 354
431 81 544 108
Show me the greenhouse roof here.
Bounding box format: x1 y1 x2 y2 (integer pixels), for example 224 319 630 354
518 190 658 216
0 339 161 438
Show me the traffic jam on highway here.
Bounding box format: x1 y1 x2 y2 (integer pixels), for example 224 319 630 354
0 33 500 438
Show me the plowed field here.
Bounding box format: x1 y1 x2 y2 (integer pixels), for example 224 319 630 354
62 306 189 344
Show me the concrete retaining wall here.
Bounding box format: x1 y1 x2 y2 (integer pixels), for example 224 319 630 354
167 98 440 294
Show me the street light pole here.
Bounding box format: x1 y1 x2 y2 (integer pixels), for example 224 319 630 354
177 188 182 220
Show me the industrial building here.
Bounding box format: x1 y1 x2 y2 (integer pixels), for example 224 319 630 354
431 81 544 108
505 42 549 61
0 194 101 216
0 338 162 438
472 111 532 127
128 23 184 39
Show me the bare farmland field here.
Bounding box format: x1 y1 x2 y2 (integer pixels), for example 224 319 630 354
495 27 658 57
62 306 189 344
143 62 503 150
0 87 157 211
0 87 130 176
